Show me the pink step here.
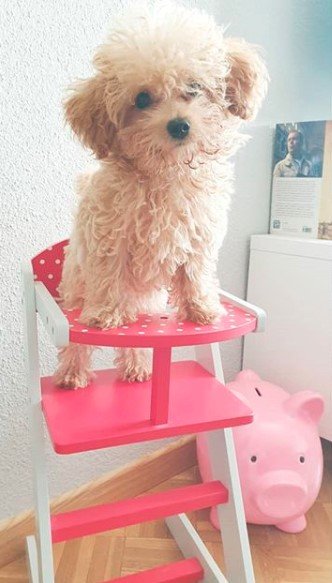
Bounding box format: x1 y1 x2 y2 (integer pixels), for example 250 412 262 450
102 558 204 582
51 481 228 543
42 361 253 454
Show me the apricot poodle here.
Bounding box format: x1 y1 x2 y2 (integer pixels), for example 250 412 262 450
54 3 268 388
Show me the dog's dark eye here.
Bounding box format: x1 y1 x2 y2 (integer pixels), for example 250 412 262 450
187 82 202 97
135 91 152 109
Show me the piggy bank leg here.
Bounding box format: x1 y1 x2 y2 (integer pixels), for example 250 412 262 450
276 515 307 533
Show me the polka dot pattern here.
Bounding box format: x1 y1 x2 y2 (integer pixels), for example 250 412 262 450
31 242 257 348
62 302 257 348
32 240 68 298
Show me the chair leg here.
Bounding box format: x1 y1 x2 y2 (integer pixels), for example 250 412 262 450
29 403 55 583
195 343 255 583
206 429 255 583
22 262 54 583
166 513 227 582
26 535 40 583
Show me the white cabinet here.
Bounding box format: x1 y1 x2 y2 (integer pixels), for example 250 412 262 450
243 235 332 440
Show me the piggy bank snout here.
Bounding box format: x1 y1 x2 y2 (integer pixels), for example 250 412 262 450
256 471 308 520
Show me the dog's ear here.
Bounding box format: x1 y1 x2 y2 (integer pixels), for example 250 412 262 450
64 74 116 159
224 38 269 121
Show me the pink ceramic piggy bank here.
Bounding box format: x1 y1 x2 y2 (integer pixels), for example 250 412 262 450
197 370 324 533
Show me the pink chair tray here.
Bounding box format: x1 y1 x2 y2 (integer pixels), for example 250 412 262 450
31 240 259 347
41 361 253 454
63 303 256 348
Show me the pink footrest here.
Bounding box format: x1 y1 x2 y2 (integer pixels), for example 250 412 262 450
102 558 204 582
42 361 253 454
51 481 228 543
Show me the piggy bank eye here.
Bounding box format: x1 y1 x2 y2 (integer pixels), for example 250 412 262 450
250 455 257 463
299 456 305 463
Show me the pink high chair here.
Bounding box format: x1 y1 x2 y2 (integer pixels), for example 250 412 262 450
22 240 266 583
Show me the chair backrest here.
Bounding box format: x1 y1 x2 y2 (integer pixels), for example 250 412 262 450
32 240 68 299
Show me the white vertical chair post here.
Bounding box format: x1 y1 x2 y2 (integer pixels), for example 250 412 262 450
22 262 55 583
195 343 255 583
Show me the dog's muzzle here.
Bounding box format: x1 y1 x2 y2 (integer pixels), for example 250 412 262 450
167 118 190 140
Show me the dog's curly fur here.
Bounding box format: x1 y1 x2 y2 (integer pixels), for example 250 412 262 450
54 3 268 388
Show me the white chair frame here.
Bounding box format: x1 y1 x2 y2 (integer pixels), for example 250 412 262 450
22 258 266 583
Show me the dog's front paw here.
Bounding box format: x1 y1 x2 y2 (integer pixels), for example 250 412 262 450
81 307 136 329
85 312 123 329
179 301 226 325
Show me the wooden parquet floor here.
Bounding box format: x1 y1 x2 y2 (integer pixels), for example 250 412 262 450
0 441 331 583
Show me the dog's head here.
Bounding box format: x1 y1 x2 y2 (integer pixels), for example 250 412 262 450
64 4 268 173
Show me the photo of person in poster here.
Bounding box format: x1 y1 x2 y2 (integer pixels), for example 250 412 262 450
273 130 313 177
273 121 325 178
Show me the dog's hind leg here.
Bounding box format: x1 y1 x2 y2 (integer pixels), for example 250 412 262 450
53 238 95 389
114 288 168 383
114 347 152 382
53 343 94 389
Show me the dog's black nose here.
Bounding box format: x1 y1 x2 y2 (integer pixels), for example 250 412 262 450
167 118 190 140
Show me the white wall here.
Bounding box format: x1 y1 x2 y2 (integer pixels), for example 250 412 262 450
0 0 330 520
213 0 332 124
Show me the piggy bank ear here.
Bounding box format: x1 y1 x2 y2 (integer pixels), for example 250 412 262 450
231 390 251 408
284 391 324 424
234 369 262 383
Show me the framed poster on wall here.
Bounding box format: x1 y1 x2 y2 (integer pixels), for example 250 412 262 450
270 120 332 239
